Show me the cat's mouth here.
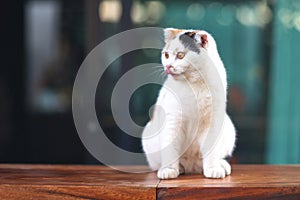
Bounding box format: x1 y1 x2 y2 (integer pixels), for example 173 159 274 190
165 69 181 76
165 65 182 76
165 68 174 75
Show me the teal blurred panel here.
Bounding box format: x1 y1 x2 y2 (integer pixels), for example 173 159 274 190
267 0 300 164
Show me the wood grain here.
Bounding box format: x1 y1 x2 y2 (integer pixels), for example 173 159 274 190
158 165 300 200
0 164 158 200
0 165 299 199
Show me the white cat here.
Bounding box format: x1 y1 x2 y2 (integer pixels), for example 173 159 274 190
142 28 236 179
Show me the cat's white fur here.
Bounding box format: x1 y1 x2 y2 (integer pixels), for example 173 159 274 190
142 28 236 179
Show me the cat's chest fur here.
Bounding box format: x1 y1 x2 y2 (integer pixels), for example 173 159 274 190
157 77 211 129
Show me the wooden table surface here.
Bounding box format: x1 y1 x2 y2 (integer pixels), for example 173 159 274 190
0 164 299 199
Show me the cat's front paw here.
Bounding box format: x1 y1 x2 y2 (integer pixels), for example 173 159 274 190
157 167 179 179
203 160 231 179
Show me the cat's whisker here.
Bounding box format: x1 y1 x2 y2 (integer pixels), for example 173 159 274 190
151 65 164 70
145 69 167 83
159 70 167 81
149 67 167 81
158 72 167 82
147 68 164 78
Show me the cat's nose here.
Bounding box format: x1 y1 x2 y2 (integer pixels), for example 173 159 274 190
165 65 174 74
166 65 174 69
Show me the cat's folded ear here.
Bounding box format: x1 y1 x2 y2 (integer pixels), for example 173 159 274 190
194 32 208 49
164 28 182 43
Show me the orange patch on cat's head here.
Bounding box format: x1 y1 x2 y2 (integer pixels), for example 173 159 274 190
164 28 183 43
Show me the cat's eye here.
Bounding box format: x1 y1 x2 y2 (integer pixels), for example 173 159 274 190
164 52 169 59
176 52 185 59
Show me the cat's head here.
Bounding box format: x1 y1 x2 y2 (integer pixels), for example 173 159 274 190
161 28 216 80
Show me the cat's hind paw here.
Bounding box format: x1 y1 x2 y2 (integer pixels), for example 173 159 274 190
203 160 231 179
157 167 179 179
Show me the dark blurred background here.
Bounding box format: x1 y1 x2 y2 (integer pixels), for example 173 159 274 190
0 0 299 165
